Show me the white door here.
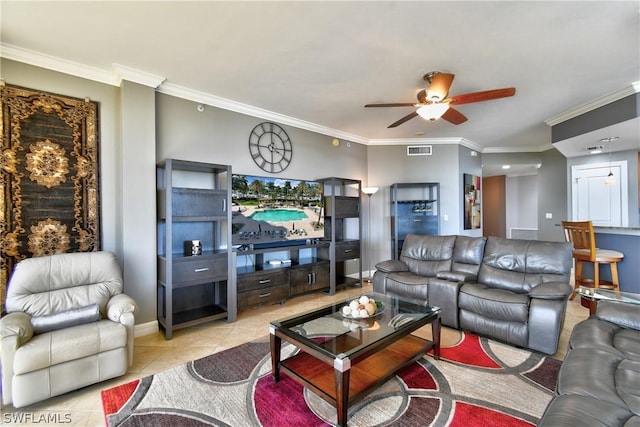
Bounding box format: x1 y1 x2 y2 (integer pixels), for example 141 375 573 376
571 161 628 226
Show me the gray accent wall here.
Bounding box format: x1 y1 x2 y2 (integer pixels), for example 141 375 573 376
538 148 569 241
367 144 462 265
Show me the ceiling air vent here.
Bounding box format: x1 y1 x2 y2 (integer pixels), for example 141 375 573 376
407 145 432 156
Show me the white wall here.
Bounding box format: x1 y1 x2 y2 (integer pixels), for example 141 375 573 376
506 174 538 237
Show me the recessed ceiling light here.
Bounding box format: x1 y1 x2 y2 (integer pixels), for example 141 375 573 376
599 137 619 143
502 165 511 169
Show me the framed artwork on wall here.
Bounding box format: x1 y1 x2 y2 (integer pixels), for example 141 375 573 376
464 173 481 230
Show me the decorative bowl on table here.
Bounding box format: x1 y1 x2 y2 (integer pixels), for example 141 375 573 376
340 295 384 319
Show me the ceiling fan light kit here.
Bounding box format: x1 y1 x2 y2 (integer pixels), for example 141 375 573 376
417 103 449 121
365 71 516 128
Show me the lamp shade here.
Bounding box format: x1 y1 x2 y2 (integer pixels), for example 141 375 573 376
362 187 379 195
417 103 449 121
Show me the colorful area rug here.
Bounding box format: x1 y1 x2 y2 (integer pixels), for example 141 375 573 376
102 333 560 426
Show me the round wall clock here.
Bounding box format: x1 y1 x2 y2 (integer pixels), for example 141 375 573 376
248 122 293 173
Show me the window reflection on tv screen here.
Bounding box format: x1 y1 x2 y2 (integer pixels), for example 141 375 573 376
231 174 325 245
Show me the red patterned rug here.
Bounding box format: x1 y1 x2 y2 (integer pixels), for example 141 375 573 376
102 333 560 426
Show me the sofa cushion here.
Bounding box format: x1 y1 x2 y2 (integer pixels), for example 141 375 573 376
539 394 637 427
570 317 640 361
30 303 100 334
12 319 127 375
617 359 640 415
478 237 572 294
556 347 628 409
399 234 455 277
450 235 486 275
6 252 124 318
459 284 529 323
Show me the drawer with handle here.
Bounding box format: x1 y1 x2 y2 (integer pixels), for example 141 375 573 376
168 256 228 286
335 240 361 261
237 284 289 310
237 269 289 293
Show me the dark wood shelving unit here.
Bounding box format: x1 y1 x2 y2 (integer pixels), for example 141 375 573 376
317 177 362 294
156 159 236 339
390 182 440 259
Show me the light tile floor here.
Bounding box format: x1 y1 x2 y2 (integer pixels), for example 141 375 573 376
1 282 589 426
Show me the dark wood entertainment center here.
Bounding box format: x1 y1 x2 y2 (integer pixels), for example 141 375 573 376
157 160 363 339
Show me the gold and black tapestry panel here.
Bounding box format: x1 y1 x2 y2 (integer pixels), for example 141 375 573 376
0 84 101 311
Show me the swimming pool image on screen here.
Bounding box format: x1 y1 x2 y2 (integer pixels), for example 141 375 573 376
231 174 325 245
249 209 309 222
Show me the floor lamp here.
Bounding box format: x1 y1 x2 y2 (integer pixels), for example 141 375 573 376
362 187 379 282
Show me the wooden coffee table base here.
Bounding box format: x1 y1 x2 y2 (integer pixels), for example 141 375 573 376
271 317 441 427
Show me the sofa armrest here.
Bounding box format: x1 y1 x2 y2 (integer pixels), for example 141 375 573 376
107 293 138 366
436 270 477 283
1 312 33 406
428 278 463 329
107 293 138 323
375 259 409 273
0 312 34 344
528 282 572 300
596 301 640 331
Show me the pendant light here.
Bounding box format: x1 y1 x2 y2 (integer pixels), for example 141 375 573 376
602 137 618 186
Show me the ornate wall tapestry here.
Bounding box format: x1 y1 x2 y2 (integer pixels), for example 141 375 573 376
0 84 101 311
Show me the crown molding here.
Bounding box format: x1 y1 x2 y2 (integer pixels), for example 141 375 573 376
157 81 369 144
112 64 166 88
545 82 640 126
1 43 166 88
482 142 554 154
1 43 116 85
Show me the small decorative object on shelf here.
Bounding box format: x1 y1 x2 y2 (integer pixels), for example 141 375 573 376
184 240 202 256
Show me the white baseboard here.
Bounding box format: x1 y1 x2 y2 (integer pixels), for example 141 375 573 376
134 320 159 337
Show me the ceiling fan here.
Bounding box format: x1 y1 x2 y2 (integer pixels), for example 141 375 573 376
365 71 516 128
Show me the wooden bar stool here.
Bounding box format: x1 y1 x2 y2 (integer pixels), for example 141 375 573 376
561 220 624 300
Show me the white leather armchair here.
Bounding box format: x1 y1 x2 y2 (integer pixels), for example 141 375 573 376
1 251 138 408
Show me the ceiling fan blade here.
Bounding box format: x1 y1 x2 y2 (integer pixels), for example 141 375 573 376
388 111 419 128
441 107 468 125
447 87 516 106
365 103 415 108
427 72 455 101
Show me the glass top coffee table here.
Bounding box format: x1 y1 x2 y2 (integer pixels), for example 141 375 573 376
269 292 441 427
576 286 640 315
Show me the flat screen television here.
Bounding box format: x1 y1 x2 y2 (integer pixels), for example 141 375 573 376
231 174 324 247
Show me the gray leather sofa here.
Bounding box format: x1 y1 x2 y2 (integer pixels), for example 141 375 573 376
538 300 640 426
1 251 138 408
373 234 573 355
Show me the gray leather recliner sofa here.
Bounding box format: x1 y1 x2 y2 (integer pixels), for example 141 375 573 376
1 251 138 408
538 300 640 426
373 234 573 355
